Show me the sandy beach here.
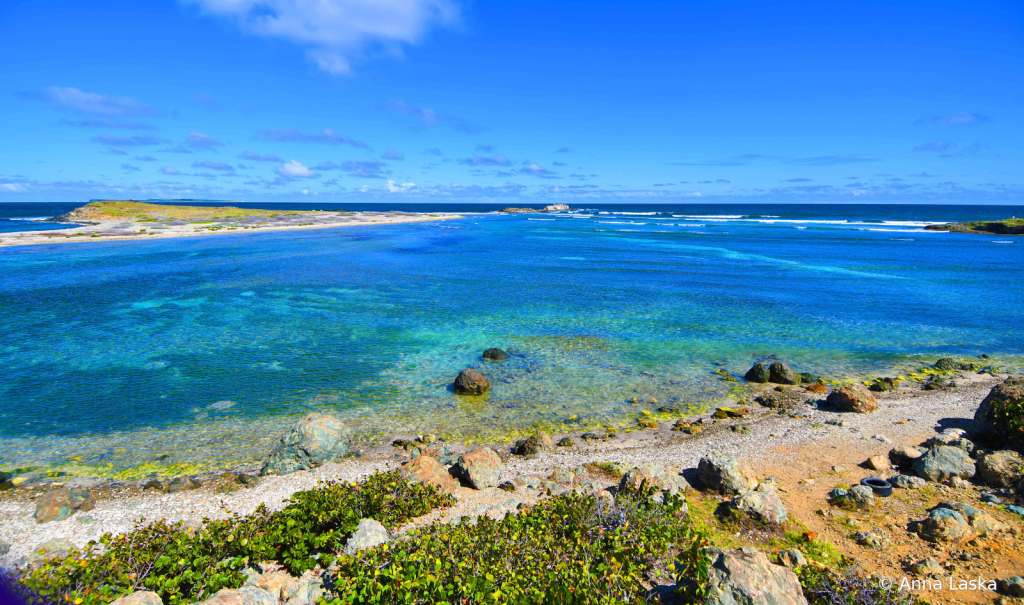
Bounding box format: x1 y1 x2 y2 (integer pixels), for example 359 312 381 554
3 370 1020 604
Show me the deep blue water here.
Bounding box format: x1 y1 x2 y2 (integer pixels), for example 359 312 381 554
1 202 1022 476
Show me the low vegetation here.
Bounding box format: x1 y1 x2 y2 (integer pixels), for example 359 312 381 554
56 201 318 223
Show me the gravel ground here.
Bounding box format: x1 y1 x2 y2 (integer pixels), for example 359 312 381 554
0 372 1004 568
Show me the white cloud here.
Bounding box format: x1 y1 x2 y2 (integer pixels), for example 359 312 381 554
161 167 182 175
386 179 416 192
187 131 224 150
28 87 160 117
276 159 318 177
184 0 459 75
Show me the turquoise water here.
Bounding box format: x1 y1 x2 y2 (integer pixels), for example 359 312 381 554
1 203 1023 476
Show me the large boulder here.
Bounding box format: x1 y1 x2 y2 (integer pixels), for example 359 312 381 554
698 547 808 605
261 413 350 475
482 348 510 362
196 586 276 605
732 486 788 524
453 447 503 489
888 445 926 467
914 445 976 482
972 376 1024 448
618 463 687 494
976 450 1024 488
109 592 163 605
916 508 974 543
453 368 489 395
512 432 554 456
698 454 759 495
344 519 391 554
744 363 770 383
34 486 94 524
826 384 877 413
768 363 799 385
399 456 459 494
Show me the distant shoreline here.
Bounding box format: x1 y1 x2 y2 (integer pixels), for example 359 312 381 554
0 200 464 248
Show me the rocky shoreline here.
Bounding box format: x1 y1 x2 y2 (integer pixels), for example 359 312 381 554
924 218 1024 235
3 356 1023 603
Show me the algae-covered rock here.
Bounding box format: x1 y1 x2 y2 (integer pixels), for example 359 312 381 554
744 362 770 383
768 362 799 385
972 376 1024 448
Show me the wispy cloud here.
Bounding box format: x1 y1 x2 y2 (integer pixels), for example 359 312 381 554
423 148 443 156
918 111 989 127
313 161 341 171
259 127 369 149
186 131 224 150
475 144 494 153
161 167 181 175
384 99 486 134
90 134 166 147
185 0 459 76
342 160 390 178
518 163 559 179
381 149 405 160
192 160 236 172
21 86 160 117
121 163 141 172
239 151 284 162
458 154 511 167
671 153 875 167
783 155 876 166
555 147 571 153
669 153 772 166
60 118 156 130
135 156 158 162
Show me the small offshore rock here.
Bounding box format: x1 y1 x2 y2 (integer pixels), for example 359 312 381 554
698 454 759 495
399 456 458 494
34 486 95 524
261 412 351 475
512 431 554 456
453 447 503 489
344 519 391 554
697 547 808 605
109 592 164 605
976 450 1024 488
891 474 926 489
453 368 489 395
768 362 800 385
826 384 878 413
914 445 976 482
744 362 770 383
482 348 510 362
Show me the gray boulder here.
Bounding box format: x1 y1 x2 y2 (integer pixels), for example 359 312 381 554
888 445 926 467
732 486 788 524
196 586 276 605
344 519 391 554
618 463 687 494
910 558 944 577
261 413 351 475
914 445 976 482
698 454 759 495
976 450 1024 487
891 474 926 489
698 547 808 605
768 362 799 385
998 577 1024 598
744 362 770 383
916 508 974 543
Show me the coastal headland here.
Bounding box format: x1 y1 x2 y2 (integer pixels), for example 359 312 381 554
924 218 1024 235
0 200 463 247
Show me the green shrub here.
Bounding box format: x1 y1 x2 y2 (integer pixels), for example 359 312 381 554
16 471 453 605
799 564 927 605
327 487 706 605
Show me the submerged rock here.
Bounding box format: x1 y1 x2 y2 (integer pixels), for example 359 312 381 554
261 412 351 476
826 384 877 413
744 362 770 383
482 348 510 362
453 368 489 395
768 362 799 385
34 486 94 524
972 376 1024 448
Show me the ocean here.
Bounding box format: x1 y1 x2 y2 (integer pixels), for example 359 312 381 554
1 202 1022 477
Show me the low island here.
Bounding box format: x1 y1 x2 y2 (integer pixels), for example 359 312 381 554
924 218 1024 235
0 200 462 247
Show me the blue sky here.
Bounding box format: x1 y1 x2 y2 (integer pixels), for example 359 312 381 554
1 0 1022 203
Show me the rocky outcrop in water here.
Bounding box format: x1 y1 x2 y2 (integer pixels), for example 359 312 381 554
744 362 770 383
453 368 489 395
482 348 510 362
